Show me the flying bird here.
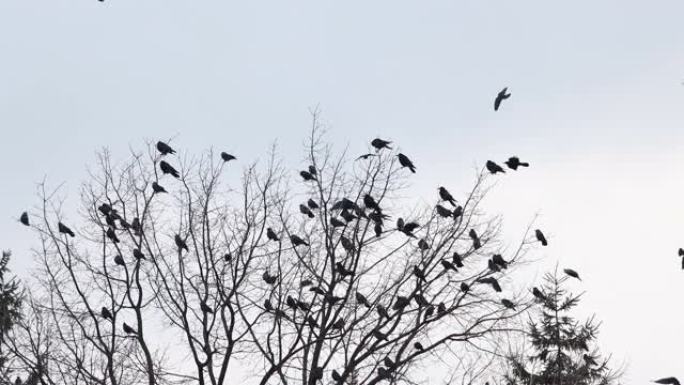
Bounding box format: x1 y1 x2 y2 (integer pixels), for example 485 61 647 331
159 161 180 178
58 222 75 237
220 152 236 162
654 378 680 385
397 153 416 173
19 212 29 226
486 160 505 174
371 138 392 151
152 182 167 194
494 87 511 111
156 141 176 155
374 222 383 237
438 187 456 206
563 268 581 281
535 229 548 246
266 228 279 242
505 156 529 170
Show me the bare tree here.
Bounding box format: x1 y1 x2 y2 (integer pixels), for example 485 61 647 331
8 113 541 385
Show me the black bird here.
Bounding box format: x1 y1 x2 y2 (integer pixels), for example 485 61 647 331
159 161 180 178
383 357 396 369
414 342 425 352
58 222 75 237
505 156 529 170
378 367 391 379
413 293 429 307
286 296 298 310
469 229 481 250
679 248 684 257
19 212 29 226
224 253 232 262
393 296 411 311
532 287 546 301
175 234 189 252
371 138 392 151
478 277 502 292
356 292 371 308
368 211 389 224
335 262 353 277
101 307 112 320
131 217 141 233
297 300 311 311
299 170 316 181
486 160 505 174
263 299 273 311
535 229 548 246
122 322 136 335
396 217 404 231
308 165 317 176
417 239 430 251
654 378 680 385
152 182 167 194
563 268 581 281
156 141 176 155
331 217 346 228
436 205 452 218
105 214 118 229
437 302 447 315
452 252 464 267
119 218 130 230
340 210 357 222
441 259 457 271
307 199 319 210
299 204 315 218
460 282 470 293
452 205 463 219
98 203 112 216
413 266 427 282
200 302 214 314
356 153 377 161
501 299 516 310
300 279 313 287
372 329 388 341
332 370 342 383
331 198 356 211
397 153 416 173
114 255 125 266
323 294 343 304
363 194 379 211
424 305 435 319
377 304 390 319
220 152 236 162
307 315 319 328
266 227 279 242
340 236 355 253
374 222 383 237
262 271 277 285
331 318 345 330
494 87 511 111
492 254 508 268
133 249 146 260
438 187 456 206
310 286 326 295
403 221 419 233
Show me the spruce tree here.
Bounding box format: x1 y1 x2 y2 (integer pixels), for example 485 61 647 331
0 250 23 384
503 269 619 385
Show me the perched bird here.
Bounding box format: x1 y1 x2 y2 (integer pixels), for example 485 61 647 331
437 302 447 315
323 294 343 304
383 357 396 369
131 217 141 233
356 292 371 308
417 239 430 251
469 229 482 250
374 222 383 238
494 87 511 111
501 299 516 310
488 259 501 273
114 255 126 266
266 227 279 242
335 262 353 277
460 282 470 293
307 315 319 328
263 299 273 311
299 170 316 181
356 153 377 161
679 248 684 257
402 221 420 235
492 254 508 269
220 152 236 162
297 300 311 311
175 234 189 252
331 217 346 228
505 156 529 170
413 293 429 307
331 198 356 211
340 236 355 253
414 342 425 352
308 165 317 176
376 304 390 319
332 370 342 383
200 302 214 314
438 187 456 206
58 222 75 237
393 296 411 311
224 253 232 262
152 182 167 194
310 286 326 295
532 287 546 301
133 249 146 260
105 214 118 229
368 211 389 224
372 329 388 341
486 160 505 174
307 199 319 210
159 161 180 178
19 212 29 226
340 210 357 222
378 367 391 379
286 296 297 310
262 271 277 285
478 277 502 292
563 268 581 281
300 279 313 287
290 235 309 247
413 265 427 282
106 228 119 243
119 218 131 230
363 194 379 211
441 259 457 271
156 141 176 155
535 229 548 246
452 252 464 268
397 153 416 173
299 204 315 218
101 307 112 320
436 205 452 218
424 305 435 319
654 378 680 385
122 322 136 335
371 138 392 151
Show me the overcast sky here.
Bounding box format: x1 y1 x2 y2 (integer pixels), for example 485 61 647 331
2 0 684 383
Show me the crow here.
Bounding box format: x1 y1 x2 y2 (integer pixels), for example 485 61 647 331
436 205 452 218
438 187 456 206
492 254 508 268
535 229 548 246
414 342 425 352
494 87 511 111
372 329 388 340
452 252 464 267
469 229 481 249
392 296 410 311
424 305 435 319
262 271 277 285
101 307 112 320
460 282 470 293
122 322 136 335
563 268 581 281
478 277 502 292
307 199 319 210
505 156 529 170
501 299 516 310
220 152 236 162
532 287 546 301
159 161 180 178
266 227 279 242
131 217 141 233
114 255 125 266
356 292 371 308
371 138 392 151
58 222 75 237
340 210 357 222
441 259 457 271
200 302 213 314
374 222 383 237
297 300 311 311
133 249 146 260
299 170 316 181
331 217 346 228
290 235 309 247
356 153 377 161
152 182 167 194
19 212 29 226
263 299 273 311
363 194 379 210
98 203 112 216
397 153 416 173
654 378 680 385
105 214 118 229
332 370 343 383
308 165 317 176
437 302 447 315
224 253 232 262
299 204 315 218
452 205 463 219
175 234 189 252
413 266 427 282
403 222 420 235
368 211 389 224
286 296 297 310
417 239 430 251
300 279 313 287
488 259 501 273
156 141 176 155
486 160 505 174
384 357 396 369
377 304 390 319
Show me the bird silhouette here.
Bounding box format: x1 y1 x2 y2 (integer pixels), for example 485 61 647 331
152 182 167 194
106 228 119 243
101 307 112 320
156 141 176 155
492 254 508 268
200 302 214 314
452 252 464 268
488 259 501 272
262 271 277 285
340 210 357 222
501 299 516 310
654 378 680 385
397 153 416 173
478 277 502 292
114 255 125 266
299 170 316 181
263 299 273 311
297 300 311 311
563 268 581 281
266 227 279 242
133 249 146 260
131 217 141 233
383 357 396 369
356 153 377 160
437 302 447 315
19 212 29 226
335 262 353 277
413 266 427 282
285 296 297 310
105 214 118 229
372 329 388 341
332 370 343 383
424 305 435 319
460 282 470 293
441 259 457 271
122 322 136 335
364 194 379 211
371 138 392 151
494 87 511 111
535 229 548 246
417 239 430 251
452 205 463 219
308 165 317 176
331 198 356 211
290 235 309 247
436 205 452 218
469 229 482 249
377 304 390 319
220 152 236 162
438 187 456 206
679 248 684 257
374 222 383 237
505 156 529 170
413 293 429 307
58 222 75 237
486 160 505 174
340 236 355 252
402 222 419 235
307 199 319 210
532 287 546 301
356 292 371 308
175 234 189 252
414 342 425 352
300 279 313 287
159 161 180 178
98 203 112 216
224 253 232 262
331 217 346 228
299 204 315 218
393 296 411 311
368 211 389 224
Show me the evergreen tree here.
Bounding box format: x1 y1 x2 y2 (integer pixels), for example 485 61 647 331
0 250 23 384
503 269 619 385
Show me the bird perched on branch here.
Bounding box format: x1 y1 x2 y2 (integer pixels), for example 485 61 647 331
438 187 456 206
200 302 214 314
58 222 75 237
156 141 175 155
122 322 137 335
307 199 319 210
19 212 29 226
299 170 316 181
175 234 189 252
299 204 315 218
152 182 167 194
159 161 180 178
266 227 279 242
220 152 236 162
486 160 505 174
501 299 516 310
397 153 416 173
494 87 511 111
436 205 452 218
101 307 112 320
262 271 277 285
133 249 145 260
563 268 581 281
477 277 502 292
114 255 125 266
371 138 392 151
290 235 309 247
532 287 546 301
535 229 548 246
356 292 371 308
469 229 482 250
106 228 119 243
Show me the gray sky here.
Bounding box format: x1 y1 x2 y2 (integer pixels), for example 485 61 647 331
2 0 684 383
